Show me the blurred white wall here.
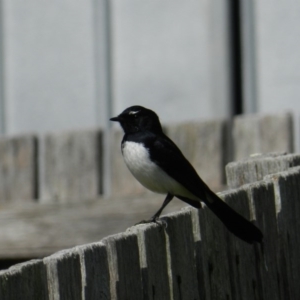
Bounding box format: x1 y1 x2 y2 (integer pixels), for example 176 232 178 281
1 0 99 134
110 0 232 123
0 0 232 135
0 0 299 138
254 0 300 113
241 0 300 150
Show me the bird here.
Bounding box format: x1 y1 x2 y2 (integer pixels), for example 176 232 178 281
110 105 263 244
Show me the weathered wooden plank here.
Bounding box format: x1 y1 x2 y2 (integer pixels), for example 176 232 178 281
223 181 281 300
233 112 293 161
128 223 171 300
220 188 261 300
226 153 300 189
165 119 227 188
43 249 82 300
247 181 281 300
78 242 110 300
0 259 48 300
2 164 300 299
39 129 102 203
162 210 200 300
0 195 186 259
267 167 300 300
233 114 260 161
259 113 294 153
102 232 143 300
196 194 232 300
186 206 206 300
0 135 37 202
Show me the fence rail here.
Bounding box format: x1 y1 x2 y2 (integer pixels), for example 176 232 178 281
1 152 300 299
0 112 294 203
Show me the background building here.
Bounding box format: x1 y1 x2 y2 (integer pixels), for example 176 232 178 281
0 0 299 145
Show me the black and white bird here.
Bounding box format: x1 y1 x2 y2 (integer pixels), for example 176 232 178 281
110 106 263 244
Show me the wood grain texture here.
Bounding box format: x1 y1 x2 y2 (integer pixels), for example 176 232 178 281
232 112 293 161
226 153 300 189
128 223 171 300
0 195 187 259
0 135 37 202
162 210 200 300
268 167 300 300
103 232 143 300
79 242 111 300
1 140 300 299
0 260 48 300
39 129 102 203
44 249 82 300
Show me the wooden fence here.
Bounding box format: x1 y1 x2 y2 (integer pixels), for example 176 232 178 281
0 112 294 203
1 152 300 299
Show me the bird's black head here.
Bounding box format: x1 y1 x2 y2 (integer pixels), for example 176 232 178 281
110 105 163 134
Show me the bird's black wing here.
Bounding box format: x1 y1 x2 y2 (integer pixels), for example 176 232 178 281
147 133 210 202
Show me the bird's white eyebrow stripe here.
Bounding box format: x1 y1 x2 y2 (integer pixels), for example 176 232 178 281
129 110 140 115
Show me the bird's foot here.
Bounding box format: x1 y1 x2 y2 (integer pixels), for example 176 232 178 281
135 217 167 228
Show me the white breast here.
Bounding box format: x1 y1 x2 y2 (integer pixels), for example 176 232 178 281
122 141 199 200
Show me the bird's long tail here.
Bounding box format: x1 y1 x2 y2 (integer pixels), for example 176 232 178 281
204 190 263 244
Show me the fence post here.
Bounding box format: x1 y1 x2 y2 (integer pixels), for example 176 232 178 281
0 135 37 202
39 129 102 203
43 249 82 300
0 260 48 300
226 153 300 189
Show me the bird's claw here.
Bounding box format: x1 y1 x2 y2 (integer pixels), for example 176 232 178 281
135 217 168 229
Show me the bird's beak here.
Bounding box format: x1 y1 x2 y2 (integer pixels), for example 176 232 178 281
110 116 122 122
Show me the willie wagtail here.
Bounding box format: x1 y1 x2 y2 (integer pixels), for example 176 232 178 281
110 106 263 244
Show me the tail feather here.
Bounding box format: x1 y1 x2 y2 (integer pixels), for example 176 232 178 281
204 191 263 244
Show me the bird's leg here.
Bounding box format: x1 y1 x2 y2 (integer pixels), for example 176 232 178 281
150 193 174 222
135 193 174 225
